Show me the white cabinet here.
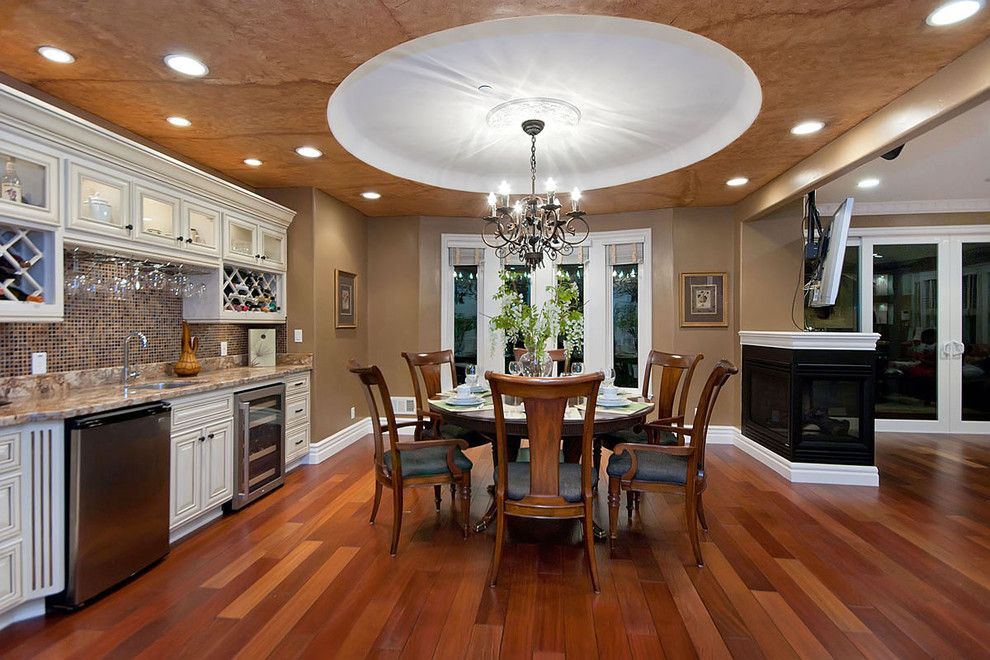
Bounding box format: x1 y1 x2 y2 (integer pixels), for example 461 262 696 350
170 428 202 527
168 392 234 530
285 372 311 465
0 423 64 624
0 217 63 323
182 199 221 258
134 184 182 248
0 135 60 227
183 264 286 324
223 212 287 271
67 160 132 238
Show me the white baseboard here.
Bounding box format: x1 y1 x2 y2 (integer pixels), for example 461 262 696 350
725 427 879 487
0 598 45 630
306 416 418 466
169 505 224 544
707 425 738 445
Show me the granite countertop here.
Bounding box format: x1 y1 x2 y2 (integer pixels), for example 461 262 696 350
0 357 312 428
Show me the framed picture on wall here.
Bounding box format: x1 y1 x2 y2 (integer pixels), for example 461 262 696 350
335 269 357 329
680 272 728 327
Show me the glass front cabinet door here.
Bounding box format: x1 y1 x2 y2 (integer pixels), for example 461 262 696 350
260 225 286 269
135 185 181 247
0 138 60 226
67 161 132 238
223 213 258 264
182 200 221 257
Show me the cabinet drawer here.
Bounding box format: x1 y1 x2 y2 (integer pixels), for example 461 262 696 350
286 373 311 395
171 392 232 430
0 541 21 613
286 396 310 428
0 476 19 543
286 425 309 462
0 431 20 474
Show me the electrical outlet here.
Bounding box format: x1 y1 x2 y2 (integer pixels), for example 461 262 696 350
293 328 303 343
350 406 356 420
31 352 47 375
220 341 228 356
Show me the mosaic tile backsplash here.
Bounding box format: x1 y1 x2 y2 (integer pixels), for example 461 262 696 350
0 251 286 377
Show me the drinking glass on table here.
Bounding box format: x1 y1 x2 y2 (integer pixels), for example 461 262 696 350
507 361 522 376
465 364 478 387
602 367 615 388
570 362 584 376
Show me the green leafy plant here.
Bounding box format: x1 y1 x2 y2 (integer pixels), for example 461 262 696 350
489 269 584 363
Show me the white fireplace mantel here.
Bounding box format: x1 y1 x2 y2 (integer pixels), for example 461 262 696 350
739 331 880 351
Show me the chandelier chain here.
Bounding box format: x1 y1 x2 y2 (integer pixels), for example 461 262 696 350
530 134 537 196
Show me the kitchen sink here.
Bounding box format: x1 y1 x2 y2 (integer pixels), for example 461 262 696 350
125 380 206 391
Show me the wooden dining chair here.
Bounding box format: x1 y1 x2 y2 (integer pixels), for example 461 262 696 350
597 351 702 511
486 371 604 592
402 350 489 448
606 360 737 567
348 359 473 556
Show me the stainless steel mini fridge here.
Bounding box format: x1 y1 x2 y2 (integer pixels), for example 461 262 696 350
230 383 286 510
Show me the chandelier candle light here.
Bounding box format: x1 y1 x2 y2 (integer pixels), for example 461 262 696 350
482 119 589 270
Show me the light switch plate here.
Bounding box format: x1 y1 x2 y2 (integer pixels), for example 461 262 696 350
350 406 356 419
220 341 228 356
293 328 303 343
31 352 47 375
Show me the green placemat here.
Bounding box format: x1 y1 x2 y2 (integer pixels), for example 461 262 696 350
431 398 494 413
577 399 653 415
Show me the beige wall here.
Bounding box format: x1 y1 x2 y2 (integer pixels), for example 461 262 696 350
262 187 369 441
739 199 805 332
366 207 741 425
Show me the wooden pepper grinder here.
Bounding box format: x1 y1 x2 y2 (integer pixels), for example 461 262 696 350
174 321 201 377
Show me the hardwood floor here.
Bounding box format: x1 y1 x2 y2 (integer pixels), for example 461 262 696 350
1 432 988 658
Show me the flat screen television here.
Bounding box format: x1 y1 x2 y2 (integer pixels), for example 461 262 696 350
809 196 854 307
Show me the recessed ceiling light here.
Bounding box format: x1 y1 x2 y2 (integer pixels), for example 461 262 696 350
295 146 322 158
37 46 75 63
361 191 381 200
166 116 191 127
726 177 749 187
926 0 984 25
164 53 209 77
791 120 825 135
478 84 494 94
243 158 263 167
857 177 881 188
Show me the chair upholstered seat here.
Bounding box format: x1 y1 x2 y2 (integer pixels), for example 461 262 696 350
599 427 677 449
606 449 689 485
497 462 598 503
384 446 473 478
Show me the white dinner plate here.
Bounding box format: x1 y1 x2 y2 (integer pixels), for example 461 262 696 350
597 396 628 408
447 395 484 406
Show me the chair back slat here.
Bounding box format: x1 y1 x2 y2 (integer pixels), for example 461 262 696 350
402 350 457 418
643 350 702 419
688 360 738 468
487 372 602 505
348 359 399 468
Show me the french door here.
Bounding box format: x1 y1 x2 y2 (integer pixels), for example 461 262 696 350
856 227 990 433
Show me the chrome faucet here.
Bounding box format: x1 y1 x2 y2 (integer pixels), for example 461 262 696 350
122 331 148 386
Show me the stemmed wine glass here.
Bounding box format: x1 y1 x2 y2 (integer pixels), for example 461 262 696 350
571 362 584 376
602 367 615 387
507 361 522 376
464 364 478 389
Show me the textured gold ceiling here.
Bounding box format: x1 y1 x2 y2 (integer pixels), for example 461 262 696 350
1 1 988 217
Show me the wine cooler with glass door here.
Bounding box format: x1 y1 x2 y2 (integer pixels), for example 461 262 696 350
230 383 286 510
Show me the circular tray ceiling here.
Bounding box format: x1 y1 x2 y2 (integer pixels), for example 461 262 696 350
328 15 762 194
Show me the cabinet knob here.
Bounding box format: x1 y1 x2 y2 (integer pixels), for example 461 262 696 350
260 255 267 260
177 236 184 242
125 224 134 231
207 433 215 439
254 254 261 259
198 436 205 442
186 238 193 244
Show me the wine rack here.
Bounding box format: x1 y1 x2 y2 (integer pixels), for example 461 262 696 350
0 219 61 321
222 265 280 313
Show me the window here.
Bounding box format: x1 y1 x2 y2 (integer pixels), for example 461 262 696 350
441 229 652 388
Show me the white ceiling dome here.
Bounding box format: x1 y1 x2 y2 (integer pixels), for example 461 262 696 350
328 15 762 194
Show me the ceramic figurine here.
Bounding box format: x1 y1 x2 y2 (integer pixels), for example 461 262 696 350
174 321 201 376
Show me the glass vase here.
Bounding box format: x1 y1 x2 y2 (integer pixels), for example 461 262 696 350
519 348 553 377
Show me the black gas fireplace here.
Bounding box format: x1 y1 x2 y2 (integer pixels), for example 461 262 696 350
742 343 876 465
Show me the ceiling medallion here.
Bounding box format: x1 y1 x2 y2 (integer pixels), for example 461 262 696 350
486 97 581 130
482 119 589 270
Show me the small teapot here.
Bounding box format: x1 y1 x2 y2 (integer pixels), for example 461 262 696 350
86 191 113 222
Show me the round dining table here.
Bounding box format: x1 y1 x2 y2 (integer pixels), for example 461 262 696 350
428 391 655 536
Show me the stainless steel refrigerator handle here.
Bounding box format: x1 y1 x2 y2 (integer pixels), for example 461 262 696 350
238 401 251 496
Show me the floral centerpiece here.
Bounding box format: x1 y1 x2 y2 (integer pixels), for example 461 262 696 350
489 270 583 376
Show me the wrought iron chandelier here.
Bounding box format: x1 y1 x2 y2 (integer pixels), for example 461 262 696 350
481 119 589 270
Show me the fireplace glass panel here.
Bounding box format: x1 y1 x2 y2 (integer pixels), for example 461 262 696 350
800 378 861 444
748 367 789 435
